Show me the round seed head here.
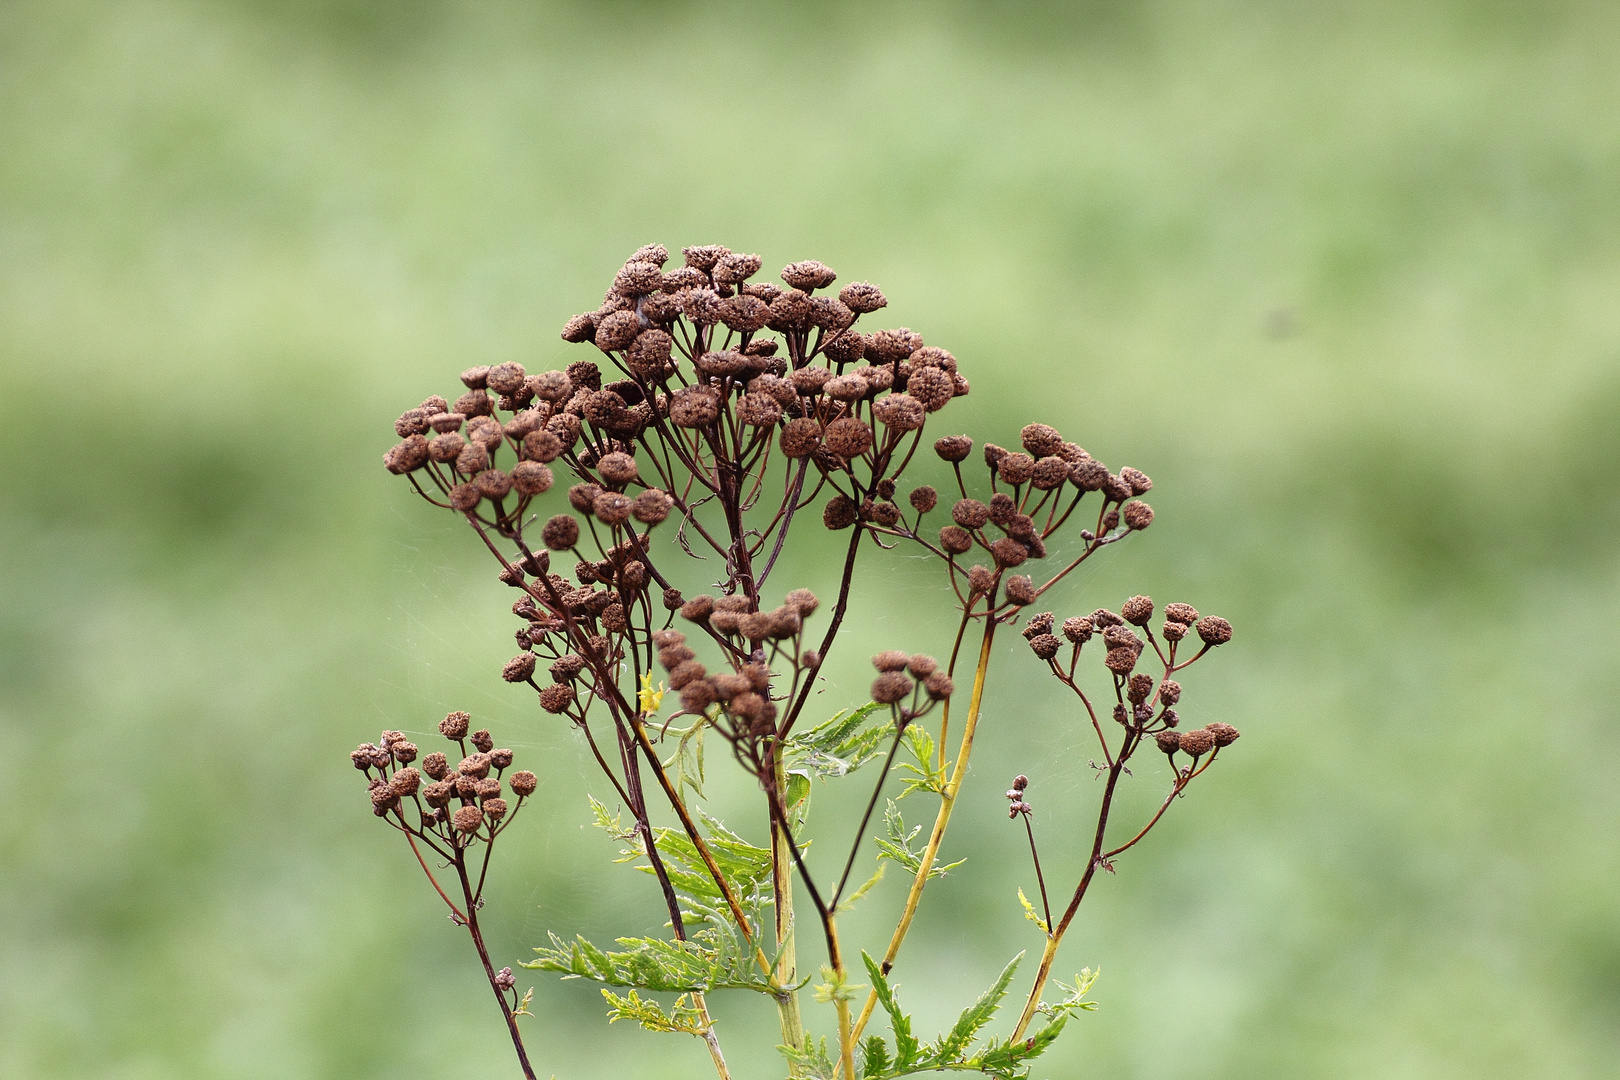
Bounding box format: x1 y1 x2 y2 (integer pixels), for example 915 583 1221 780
1196 616 1233 646
594 310 643 351
455 442 490 476
823 494 859 530
871 670 913 704
486 362 527 395
1020 423 1063 457
906 654 937 678
596 451 638 487
907 486 938 514
440 711 471 739
866 328 922 363
1178 728 1215 757
454 391 494 418
422 752 450 780
1031 456 1069 490
782 260 836 290
1062 616 1093 643
475 469 512 500
873 393 925 432
1162 620 1188 642
452 804 484 833
839 281 887 313
511 461 554 496
1206 722 1240 746
967 565 996 595
541 515 580 551
1127 673 1154 704
539 683 575 714
867 500 900 526
1005 575 1037 605
631 489 673 525
510 770 538 797
448 484 481 511
784 588 819 616
482 797 508 820
1069 459 1109 491
1121 467 1152 494
670 386 720 428
395 408 429 437
923 670 954 700
613 260 664 297
822 329 867 364
550 654 586 682
502 653 536 683
905 367 954 412
1122 595 1154 626
593 492 632 525
423 780 454 808
952 499 990 529
419 395 449 414
767 289 811 331
627 328 674 374
561 312 597 342
680 596 715 624
489 747 513 769
1159 679 1182 705
458 753 491 780
384 434 431 474
1023 612 1054 639
1104 647 1139 675
737 392 782 427
998 452 1036 485
474 776 501 800
934 434 973 462
1155 730 1181 756
1122 500 1154 530
1164 603 1199 625
991 537 1029 568
940 525 972 554
1029 633 1061 659
871 650 908 672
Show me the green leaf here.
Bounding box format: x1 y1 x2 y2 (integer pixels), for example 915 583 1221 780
601 988 709 1036
895 725 949 798
862 951 920 1069
860 1035 892 1078
784 701 892 779
661 717 710 801
931 951 1023 1061
527 930 776 995
778 1036 837 1080
874 800 964 880
1017 887 1049 934
838 860 886 913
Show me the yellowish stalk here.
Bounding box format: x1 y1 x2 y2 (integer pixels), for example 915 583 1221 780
828 915 856 1080
691 992 732 1080
1008 933 1060 1042
849 619 998 1047
772 753 807 1074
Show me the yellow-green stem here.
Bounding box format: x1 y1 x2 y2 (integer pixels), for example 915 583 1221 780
849 618 998 1048
1008 933 1061 1041
772 752 807 1074
691 992 732 1080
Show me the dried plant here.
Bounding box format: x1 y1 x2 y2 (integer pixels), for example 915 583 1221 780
363 242 1240 1079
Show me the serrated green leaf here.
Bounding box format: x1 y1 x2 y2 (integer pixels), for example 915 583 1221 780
527 930 776 995
861 1035 892 1078
1017 887 1049 935
862 951 919 1069
874 800 963 880
838 860 886 913
931 952 1023 1061
784 701 892 779
895 725 949 797
778 1035 837 1080
601 988 709 1036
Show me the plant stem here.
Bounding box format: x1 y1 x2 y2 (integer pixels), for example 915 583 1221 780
455 855 538 1080
771 750 808 1074
826 914 856 1080
691 993 732 1080
849 616 998 1047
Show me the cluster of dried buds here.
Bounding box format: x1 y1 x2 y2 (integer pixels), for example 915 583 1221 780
869 650 953 726
352 712 536 852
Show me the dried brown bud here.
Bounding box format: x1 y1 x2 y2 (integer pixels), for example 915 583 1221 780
1062 616 1093 643
384 434 431 475
395 408 430 437
940 525 973 554
1162 620 1188 642
550 654 586 682
474 777 502 801
1206 722 1240 746
452 804 484 833
998 452 1036 486
1029 634 1061 659
423 780 454 808
873 393 925 432
474 469 512 500
454 443 489 477
614 260 663 297
934 435 973 462
1019 423 1063 457
511 461 554 497
905 367 954 412
509 770 538 797
923 670 954 700
871 670 913 704
482 798 508 820
1023 612 1055 639
867 500 900 526
1196 616 1233 646
1104 647 1139 674
539 683 575 714
873 650 911 672
422 752 450 780
1178 728 1215 757
1123 500 1154 530
1127 673 1154 704
670 386 720 428
967 565 996 595
541 515 580 551
782 260 836 290
561 313 597 342
1121 467 1152 494
1164 603 1199 625
1154 730 1181 755
784 588 819 616
458 753 491 780
1004 574 1037 605
594 310 643 351
1159 679 1182 705
1122 595 1154 626
680 596 715 624
488 747 513 770
823 494 858 530
991 538 1029 568
440 712 471 739
387 764 421 799
952 499 990 530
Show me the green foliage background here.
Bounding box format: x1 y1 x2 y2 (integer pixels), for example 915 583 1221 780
2 2 1617 1077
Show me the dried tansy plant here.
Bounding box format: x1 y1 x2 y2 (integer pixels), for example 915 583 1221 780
365 243 1239 1079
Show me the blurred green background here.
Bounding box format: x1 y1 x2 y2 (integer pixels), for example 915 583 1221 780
3 1 1618 1077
